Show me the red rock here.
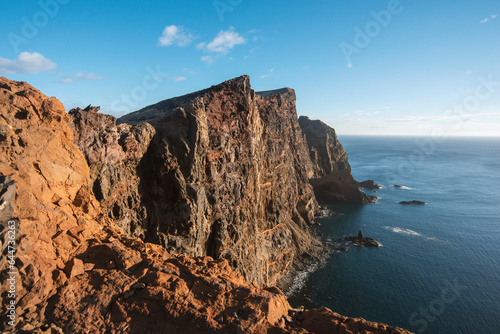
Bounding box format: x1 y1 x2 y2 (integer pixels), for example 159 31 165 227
64 258 85 278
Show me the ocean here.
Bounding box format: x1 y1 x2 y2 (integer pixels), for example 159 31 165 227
287 136 500 334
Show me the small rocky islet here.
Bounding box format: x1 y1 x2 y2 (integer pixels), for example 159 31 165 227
344 230 382 248
398 200 427 205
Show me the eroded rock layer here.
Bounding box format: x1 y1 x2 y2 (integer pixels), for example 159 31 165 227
0 76 412 333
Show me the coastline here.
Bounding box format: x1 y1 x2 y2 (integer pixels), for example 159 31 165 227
0 76 414 333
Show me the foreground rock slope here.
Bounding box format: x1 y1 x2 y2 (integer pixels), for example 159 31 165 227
0 76 412 333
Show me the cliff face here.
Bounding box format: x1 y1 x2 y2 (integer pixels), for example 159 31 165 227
111 76 320 287
298 116 375 204
0 76 412 334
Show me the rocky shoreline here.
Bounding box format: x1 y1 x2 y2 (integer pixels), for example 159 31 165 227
0 76 412 333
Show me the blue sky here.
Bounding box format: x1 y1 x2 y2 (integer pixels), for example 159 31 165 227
1 0 499 136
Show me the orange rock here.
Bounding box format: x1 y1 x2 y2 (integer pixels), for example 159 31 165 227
64 258 85 278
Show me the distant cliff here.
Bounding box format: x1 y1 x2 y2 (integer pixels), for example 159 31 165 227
0 76 411 333
299 116 375 204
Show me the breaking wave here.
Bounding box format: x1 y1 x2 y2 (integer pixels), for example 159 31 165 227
384 226 421 236
383 226 447 242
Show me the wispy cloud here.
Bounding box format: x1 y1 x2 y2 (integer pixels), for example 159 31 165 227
260 68 275 79
58 72 104 83
173 76 186 82
0 52 56 74
158 25 193 47
383 112 500 123
201 55 216 64
197 28 246 54
353 110 381 116
480 14 497 23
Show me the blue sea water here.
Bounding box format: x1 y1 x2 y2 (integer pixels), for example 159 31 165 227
288 136 500 334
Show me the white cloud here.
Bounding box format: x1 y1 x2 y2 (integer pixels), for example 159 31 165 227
59 72 104 83
173 76 186 82
201 55 216 64
198 28 246 54
260 68 275 79
159 25 193 47
0 52 56 74
480 14 498 23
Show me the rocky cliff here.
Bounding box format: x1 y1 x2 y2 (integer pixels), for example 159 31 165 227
68 105 155 239
75 76 322 288
0 76 412 333
298 116 375 204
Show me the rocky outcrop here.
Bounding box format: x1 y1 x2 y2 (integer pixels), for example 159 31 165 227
344 230 381 247
298 117 375 204
398 200 426 205
298 307 411 334
359 180 383 189
0 77 413 334
0 76 98 331
68 105 155 239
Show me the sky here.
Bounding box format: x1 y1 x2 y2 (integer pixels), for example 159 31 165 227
1 0 499 136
